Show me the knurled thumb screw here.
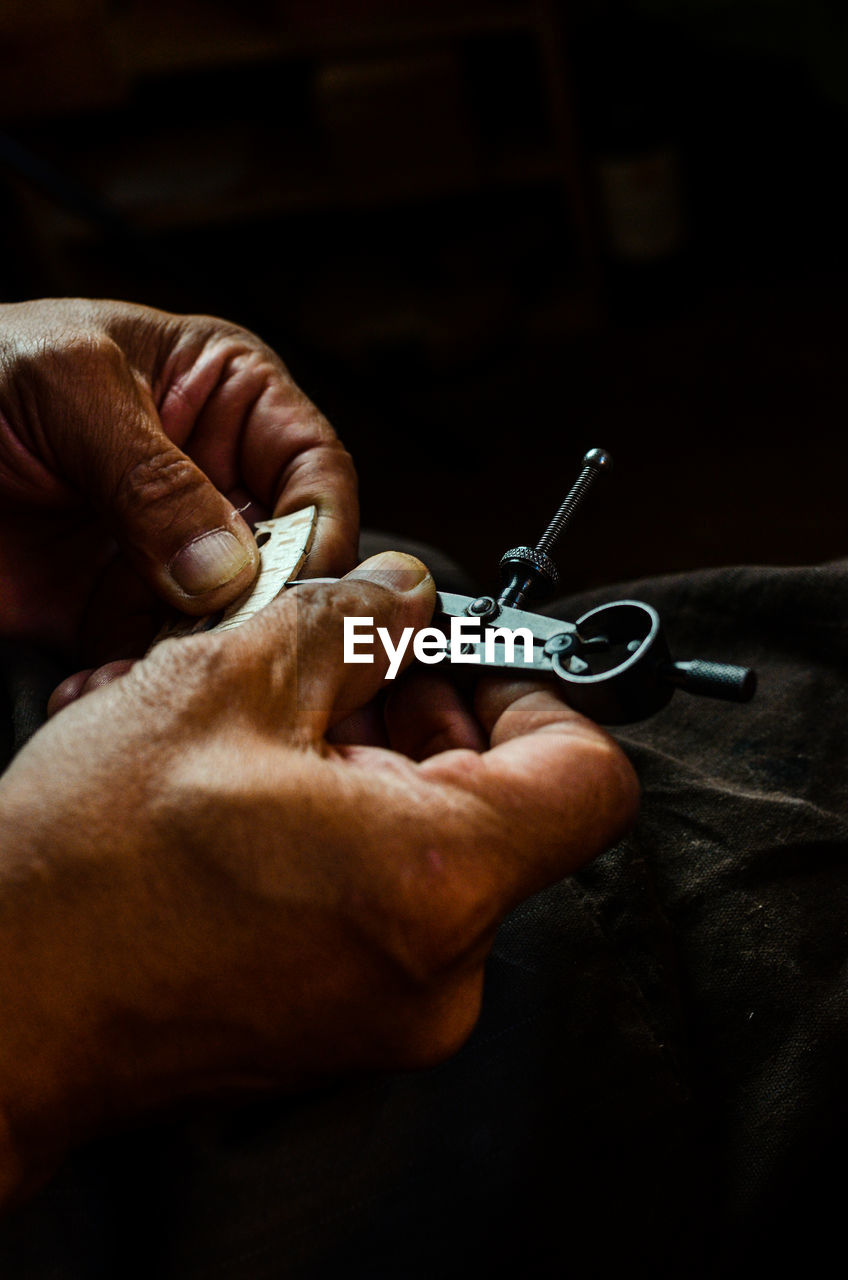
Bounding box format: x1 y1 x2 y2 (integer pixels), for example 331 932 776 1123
498 448 613 609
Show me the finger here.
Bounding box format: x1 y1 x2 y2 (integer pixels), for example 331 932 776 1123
154 320 359 577
326 699 390 748
80 660 137 696
50 336 260 615
272 445 359 579
419 682 640 904
474 675 583 745
242 551 435 735
47 660 136 716
385 669 487 760
336 552 435 723
48 669 94 717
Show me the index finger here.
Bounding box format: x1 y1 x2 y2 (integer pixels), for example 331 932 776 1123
152 314 359 577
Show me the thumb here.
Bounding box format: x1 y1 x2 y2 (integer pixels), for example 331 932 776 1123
281 551 435 734
60 351 259 614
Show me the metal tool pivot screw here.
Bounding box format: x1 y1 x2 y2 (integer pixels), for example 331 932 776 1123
499 448 613 608
465 595 499 622
543 633 578 657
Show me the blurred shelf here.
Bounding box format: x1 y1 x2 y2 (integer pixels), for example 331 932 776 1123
112 1 535 79
65 136 562 234
3 0 600 335
7 1 580 237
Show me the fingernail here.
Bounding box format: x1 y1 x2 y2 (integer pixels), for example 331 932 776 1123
169 529 252 595
347 551 430 592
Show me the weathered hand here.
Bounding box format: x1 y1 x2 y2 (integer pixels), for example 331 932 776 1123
0 552 638 1206
0 298 357 661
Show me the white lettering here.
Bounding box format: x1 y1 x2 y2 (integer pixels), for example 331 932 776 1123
483 626 534 665
413 627 448 664
376 626 414 680
342 616 539 675
450 616 482 664
344 616 375 663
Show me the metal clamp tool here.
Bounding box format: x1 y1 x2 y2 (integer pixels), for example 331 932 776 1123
423 448 756 724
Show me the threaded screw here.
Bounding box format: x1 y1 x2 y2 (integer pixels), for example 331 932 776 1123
535 448 613 556
498 448 613 608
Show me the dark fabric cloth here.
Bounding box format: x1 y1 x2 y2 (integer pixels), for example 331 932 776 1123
1 558 846 1278
0 641 63 769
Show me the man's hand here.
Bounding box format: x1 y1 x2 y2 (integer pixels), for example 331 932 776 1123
0 552 638 1207
0 298 357 660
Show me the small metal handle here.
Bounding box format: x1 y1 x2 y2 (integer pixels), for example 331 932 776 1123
661 660 757 703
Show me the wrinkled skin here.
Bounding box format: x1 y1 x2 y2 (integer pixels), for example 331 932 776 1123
0 301 639 1210
0 298 357 661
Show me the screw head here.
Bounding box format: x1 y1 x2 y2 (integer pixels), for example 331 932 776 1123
544 632 577 657
467 596 497 617
583 448 613 471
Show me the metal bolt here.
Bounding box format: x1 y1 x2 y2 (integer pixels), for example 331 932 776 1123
466 595 498 620
543 632 578 657
535 448 613 557
498 447 613 608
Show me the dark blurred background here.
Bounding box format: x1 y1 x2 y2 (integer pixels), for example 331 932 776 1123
1 0 846 591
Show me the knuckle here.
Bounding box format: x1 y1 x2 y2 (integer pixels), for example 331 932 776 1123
286 581 383 652
259 584 343 663
328 437 356 475
130 631 234 712
55 329 120 363
190 328 288 397
118 450 203 523
10 329 122 397
200 318 270 356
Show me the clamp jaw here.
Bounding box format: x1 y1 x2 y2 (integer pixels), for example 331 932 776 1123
431 592 755 725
